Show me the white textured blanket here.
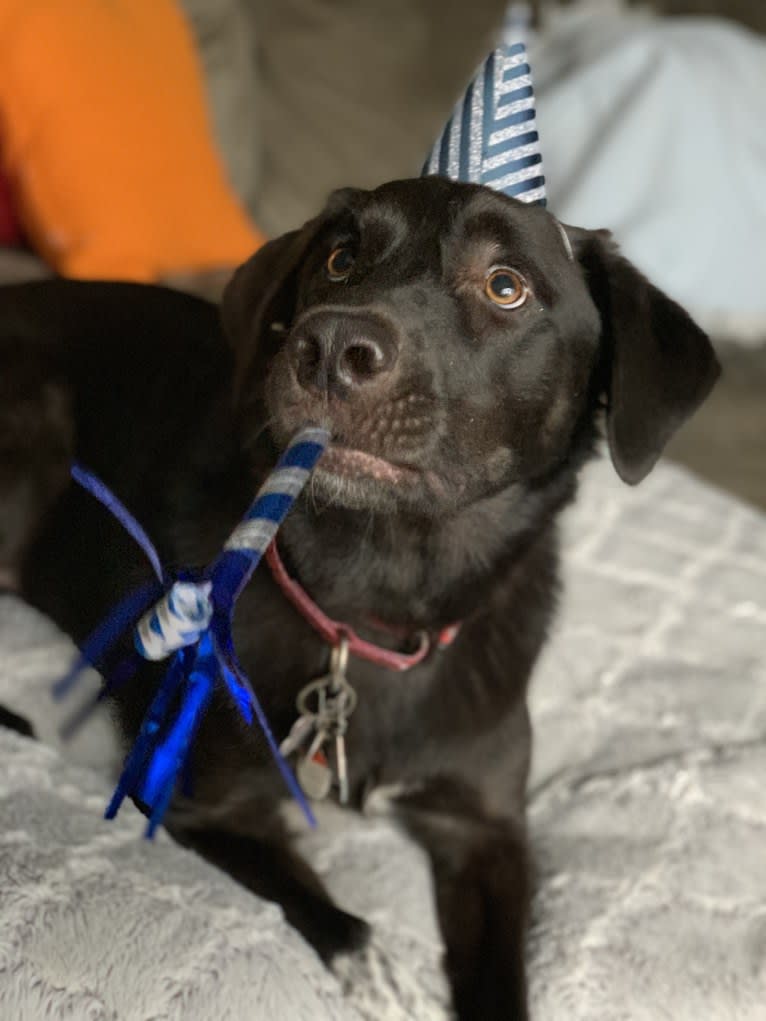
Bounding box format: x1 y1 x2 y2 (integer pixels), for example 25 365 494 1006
1 455 765 1020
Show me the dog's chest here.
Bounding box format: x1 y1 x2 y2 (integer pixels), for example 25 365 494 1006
229 583 528 815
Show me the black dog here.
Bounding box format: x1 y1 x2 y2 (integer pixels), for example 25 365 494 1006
0 178 718 1019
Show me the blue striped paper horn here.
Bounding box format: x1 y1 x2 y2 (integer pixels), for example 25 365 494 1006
220 425 329 561
423 3 546 206
221 426 330 563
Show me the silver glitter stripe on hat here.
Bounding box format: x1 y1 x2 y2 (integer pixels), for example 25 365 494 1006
493 93 535 121
485 162 546 192
448 101 463 182
467 66 485 182
497 73 532 99
482 141 541 173
516 184 547 205
487 118 538 148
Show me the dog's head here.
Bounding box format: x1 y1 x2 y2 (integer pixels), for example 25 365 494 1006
223 178 718 516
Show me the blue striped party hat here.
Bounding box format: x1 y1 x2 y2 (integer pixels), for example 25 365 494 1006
423 3 546 205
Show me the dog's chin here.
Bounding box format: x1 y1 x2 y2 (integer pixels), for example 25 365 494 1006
309 468 400 513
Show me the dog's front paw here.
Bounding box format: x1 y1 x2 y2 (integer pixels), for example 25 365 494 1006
333 930 452 1021
310 903 371 965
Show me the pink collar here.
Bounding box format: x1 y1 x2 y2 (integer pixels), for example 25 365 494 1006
265 542 460 672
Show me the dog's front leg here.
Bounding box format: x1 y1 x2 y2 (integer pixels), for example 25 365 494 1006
169 822 371 964
379 778 530 1021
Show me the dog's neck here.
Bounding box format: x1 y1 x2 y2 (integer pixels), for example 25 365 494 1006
276 479 566 634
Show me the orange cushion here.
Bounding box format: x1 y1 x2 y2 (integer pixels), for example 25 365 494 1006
0 0 264 281
0 164 21 245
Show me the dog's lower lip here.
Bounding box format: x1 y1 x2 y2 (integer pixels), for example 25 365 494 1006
319 444 415 483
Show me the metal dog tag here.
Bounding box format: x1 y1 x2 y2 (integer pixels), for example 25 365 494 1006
296 747 333 801
290 638 357 802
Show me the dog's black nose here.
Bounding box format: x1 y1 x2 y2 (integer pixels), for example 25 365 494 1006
290 312 397 395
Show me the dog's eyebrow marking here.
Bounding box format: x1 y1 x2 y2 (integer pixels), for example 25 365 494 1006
356 203 410 260
459 209 524 249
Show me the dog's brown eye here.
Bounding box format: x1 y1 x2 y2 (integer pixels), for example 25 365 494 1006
326 247 355 281
484 267 528 308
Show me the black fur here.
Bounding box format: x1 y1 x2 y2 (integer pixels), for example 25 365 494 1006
0 178 719 1020
0 704 35 738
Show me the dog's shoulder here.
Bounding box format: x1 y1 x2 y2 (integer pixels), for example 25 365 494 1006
0 278 226 382
1 279 234 475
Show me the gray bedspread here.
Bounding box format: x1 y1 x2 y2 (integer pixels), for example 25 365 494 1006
1 453 764 1019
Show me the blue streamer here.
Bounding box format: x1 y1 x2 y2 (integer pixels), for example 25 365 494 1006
55 427 329 836
52 580 163 701
71 464 166 584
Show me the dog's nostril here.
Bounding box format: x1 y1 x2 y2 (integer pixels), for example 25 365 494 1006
340 339 386 383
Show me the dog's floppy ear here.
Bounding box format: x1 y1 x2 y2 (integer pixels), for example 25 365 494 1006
220 217 324 395
565 226 720 484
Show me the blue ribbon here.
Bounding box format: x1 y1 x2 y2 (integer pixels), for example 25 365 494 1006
55 428 330 836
